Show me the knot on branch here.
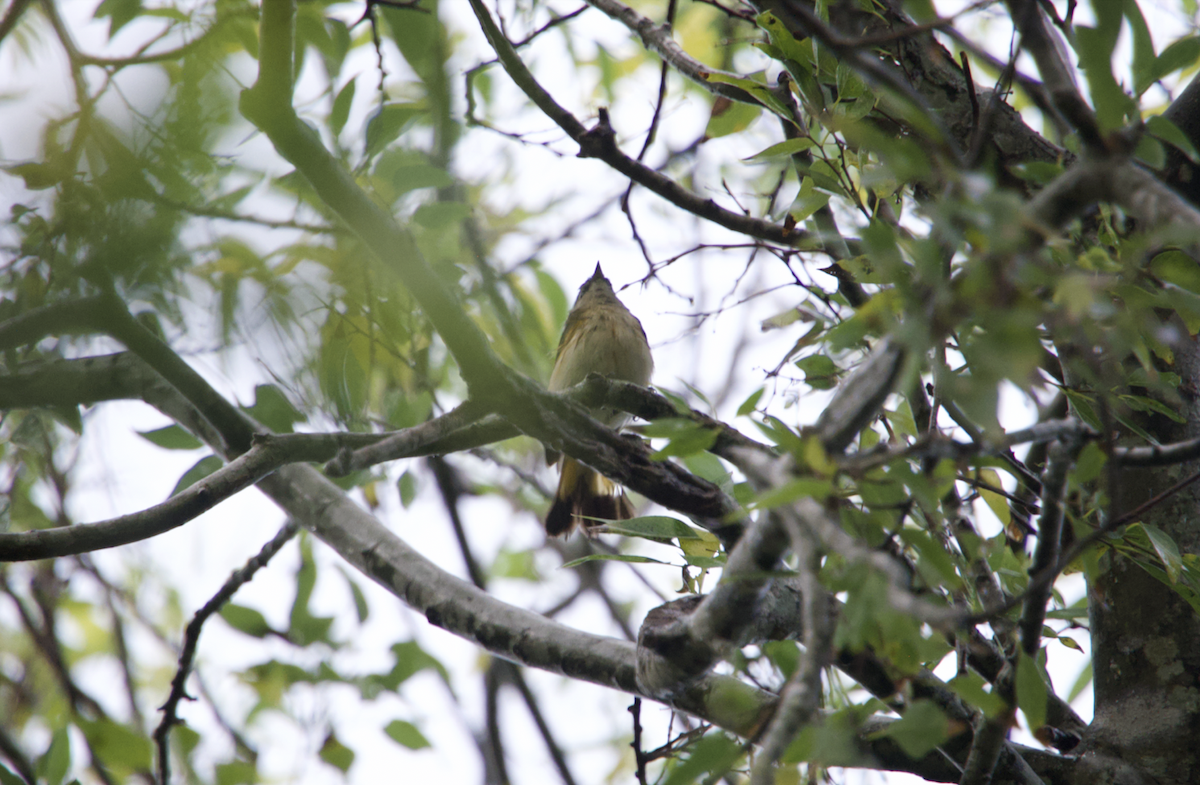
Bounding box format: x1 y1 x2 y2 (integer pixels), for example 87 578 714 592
577 108 618 159
635 595 721 698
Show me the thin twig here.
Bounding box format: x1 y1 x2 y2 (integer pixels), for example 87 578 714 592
154 519 299 785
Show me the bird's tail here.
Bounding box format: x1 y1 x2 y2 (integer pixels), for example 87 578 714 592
545 457 635 536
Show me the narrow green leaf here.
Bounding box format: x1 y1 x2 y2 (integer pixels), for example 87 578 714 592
38 728 71 785
77 718 152 770
1146 36 1200 89
560 553 666 568
1015 650 1048 730
138 424 203 450
751 477 832 510
704 98 762 139
398 470 417 508
331 79 352 138
220 604 273 638
169 455 223 497
340 568 370 622
599 515 700 540
744 137 816 161
1068 661 1093 702
1146 115 1199 163
319 733 355 772
215 760 256 785
365 102 424 157
384 720 431 750
1124 0 1156 96
976 468 1012 529
1142 523 1183 583
737 388 765 416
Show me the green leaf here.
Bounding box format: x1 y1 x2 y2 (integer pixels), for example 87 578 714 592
1075 22 1137 130
976 468 1011 530
702 68 794 123
331 79 352 137
384 720 431 750
94 0 142 36
1146 115 1200 162
1015 649 1048 730
899 528 964 590
782 707 865 766
394 165 455 195
536 269 569 329
319 733 355 772
365 102 424 157
413 202 471 229
169 455 223 497
1153 36 1200 83
339 567 371 622
77 718 152 771
744 137 816 161
242 384 304 433
1068 660 1094 703
874 699 949 759
373 640 449 693
1142 523 1184 583
663 733 744 785
138 424 203 450
1124 0 1156 96
398 470 417 508
215 760 257 785
560 553 667 569
684 452 733 493
644 417 720 459
3 161 70 190
0 765 24 785
599 515 700 540
751 477 832 510
948 673 1007 717
1133 134 1166 169
704 96 762 139
490 547 542 581
737 388 765 416
37 727 71 785
220 604 274 638
796 353 837 390
289 536 335 646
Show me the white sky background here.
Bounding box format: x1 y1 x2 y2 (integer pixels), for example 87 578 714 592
3 0 1193 780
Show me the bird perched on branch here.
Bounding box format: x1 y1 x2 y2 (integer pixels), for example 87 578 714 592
544 264 653 536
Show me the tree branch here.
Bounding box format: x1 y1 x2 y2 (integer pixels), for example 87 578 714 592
582 0 757 105
748 516 833 784
469 0 807 247
154 519 299 785
0 434 323 561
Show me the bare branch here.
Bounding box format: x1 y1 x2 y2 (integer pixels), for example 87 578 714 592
1019 437 1078 657
0 435 323 561
583 0 758 105
468 0 807 247
154 520 299 785
1004 0 1102 147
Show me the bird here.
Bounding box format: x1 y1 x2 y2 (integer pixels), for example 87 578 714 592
544 264 653 536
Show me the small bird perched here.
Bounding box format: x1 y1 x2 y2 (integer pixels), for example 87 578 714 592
545 264 654 536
